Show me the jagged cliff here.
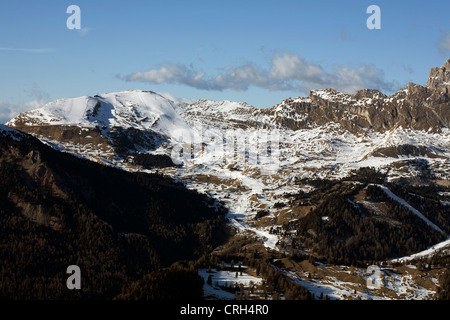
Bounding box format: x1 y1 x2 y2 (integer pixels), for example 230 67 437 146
261 59 450 133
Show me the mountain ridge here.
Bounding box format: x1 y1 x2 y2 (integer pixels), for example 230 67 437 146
7 59 450 134
5 60 450 184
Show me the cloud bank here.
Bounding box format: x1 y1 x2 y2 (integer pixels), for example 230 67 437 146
0 99 44 124
0 84 50 124
125 52 396 94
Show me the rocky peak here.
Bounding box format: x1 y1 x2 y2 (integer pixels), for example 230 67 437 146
353 88 386 100
404 82 429 104
426 58 450 93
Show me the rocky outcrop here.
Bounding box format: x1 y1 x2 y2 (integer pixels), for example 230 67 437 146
426 59 450 104
426 58 450 92
261 59 450 133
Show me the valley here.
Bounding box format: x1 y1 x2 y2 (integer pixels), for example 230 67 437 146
2 60 450 300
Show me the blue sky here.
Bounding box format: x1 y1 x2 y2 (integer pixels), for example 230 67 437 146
1 0 450 123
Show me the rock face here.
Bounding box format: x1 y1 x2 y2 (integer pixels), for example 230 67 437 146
426 58 450 92
259 60 450 133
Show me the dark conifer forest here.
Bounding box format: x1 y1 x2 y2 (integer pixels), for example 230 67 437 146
0 131 227 299
286 170 448 266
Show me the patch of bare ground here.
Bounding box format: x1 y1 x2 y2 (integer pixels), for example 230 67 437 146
353 188 404 227
433 179 450 187
275 205 312 224
190 174 241 187
392 265 439 291
279 259 365 286
254 216 276 228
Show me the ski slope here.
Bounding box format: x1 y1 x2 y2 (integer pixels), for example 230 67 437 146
375 184 445 235
391 238 450 263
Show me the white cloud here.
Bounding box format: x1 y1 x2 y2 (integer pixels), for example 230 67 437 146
78 27 92 37
125 52 396 94
0 47 54 53
128 64 185 83
0 99 44 124
269 53 323 81
213 63 269 91
126 63 216 90
0 84 49 124
325 64 393 93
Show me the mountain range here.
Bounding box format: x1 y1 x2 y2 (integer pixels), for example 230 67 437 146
1 59 450 300
6 60 450 182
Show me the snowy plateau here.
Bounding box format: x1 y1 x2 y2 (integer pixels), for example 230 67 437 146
5 60 450 300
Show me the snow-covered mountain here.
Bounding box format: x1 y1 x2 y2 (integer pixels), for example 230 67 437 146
7 60 450 182
4 59 450 300
8 90 191 134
